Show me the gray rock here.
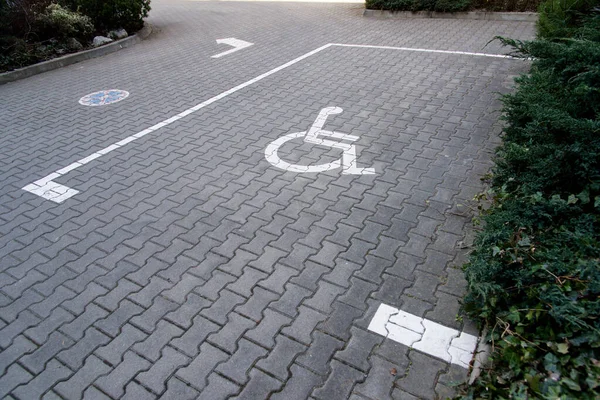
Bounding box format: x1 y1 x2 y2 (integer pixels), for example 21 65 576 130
108 29 128 40
92 36 113 47
66 38 83 51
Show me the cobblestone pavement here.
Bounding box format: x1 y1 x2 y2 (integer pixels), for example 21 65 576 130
0 1 534 399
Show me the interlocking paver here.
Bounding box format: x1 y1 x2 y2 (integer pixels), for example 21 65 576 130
0 1 534 397
94 351 151 398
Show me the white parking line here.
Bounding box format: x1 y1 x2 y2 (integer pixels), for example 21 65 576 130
368 303 479 369
22 43 518 203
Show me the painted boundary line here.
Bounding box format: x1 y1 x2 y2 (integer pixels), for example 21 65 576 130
22 43 518 203
368 303 479 369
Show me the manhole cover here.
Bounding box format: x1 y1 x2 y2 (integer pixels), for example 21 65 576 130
79 89 129 106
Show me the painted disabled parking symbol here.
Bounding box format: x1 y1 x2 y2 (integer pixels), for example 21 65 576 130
265 107 375 175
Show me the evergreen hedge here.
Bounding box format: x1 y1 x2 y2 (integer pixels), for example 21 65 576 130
458 5 600 400
365 0 542 12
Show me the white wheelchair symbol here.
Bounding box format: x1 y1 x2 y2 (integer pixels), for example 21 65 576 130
265 107 375 175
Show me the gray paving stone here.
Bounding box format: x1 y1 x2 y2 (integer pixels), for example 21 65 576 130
130 296 179 333
12 359 71 400
256 334 306 381
258 264 298 295
336 327 383 372
20 331 74 374
164 292 212 330
282 305 328 345
244 308 292 349
303 282 346 314
0 363 33 399
289 261 329 291
271 363 324 400
137 346 190 394
196 372 240 400
226 267 267 298
397 351 448 399
54 355 111 400
0 334 37 375
216 338 268 384
133 320 183 362
230 368 282 399
355 355 404 400
176 342 229 391
313 359 365 400
24 307 75 344
200 289 245 325
56 327 111 370
296 331 344 375
318 301 364 341
171 314 220 357
95 299 144 338
94 351 151 399
95 279 141 311
159 377 200 400
95 323 147 367
60 303 108 341
122 382 157 400
269 283 312 318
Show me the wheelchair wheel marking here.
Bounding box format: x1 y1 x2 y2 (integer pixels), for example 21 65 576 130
265 132 342 173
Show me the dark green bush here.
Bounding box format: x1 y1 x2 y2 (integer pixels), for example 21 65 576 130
434 0 472 11
458 9 600 400
365 0 542 11
63 0 151 32
365 0 472 11
35 3 93 41
538 0 598 38
0 1 92 72
471 0 542 11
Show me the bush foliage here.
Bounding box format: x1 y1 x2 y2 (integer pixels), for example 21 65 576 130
458 5 600 400
36 3 93 41
0 0 151 72
365 0 542 12
63 0 151 32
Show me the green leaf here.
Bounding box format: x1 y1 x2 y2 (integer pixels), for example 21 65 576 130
594 195 600 209
557 342 569 354
492 246 501 256
576 189 590 204
561 377 581 391
567 194 578 205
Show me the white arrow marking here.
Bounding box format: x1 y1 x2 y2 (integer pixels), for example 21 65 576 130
211 38 254 58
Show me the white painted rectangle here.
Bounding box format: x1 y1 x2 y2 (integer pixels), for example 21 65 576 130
368 303 479 369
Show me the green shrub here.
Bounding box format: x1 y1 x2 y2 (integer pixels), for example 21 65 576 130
64 0 151 32
434 0 471 11
471 0 543 11
365 0 417 11
458 10 600 400
365 0 543 11
0 0 53 38
537 0 598 38
365 0 471 11
35 3 93 40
